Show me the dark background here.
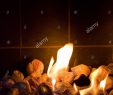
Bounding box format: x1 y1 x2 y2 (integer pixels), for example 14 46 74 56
0 0 113 77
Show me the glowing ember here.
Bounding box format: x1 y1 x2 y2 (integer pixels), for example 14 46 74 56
47 43 73 90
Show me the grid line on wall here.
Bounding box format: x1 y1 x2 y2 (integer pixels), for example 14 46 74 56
0 0 112 49
19 0 22 61
0 45 113 50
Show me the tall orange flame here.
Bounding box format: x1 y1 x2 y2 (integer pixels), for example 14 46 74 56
47 43 73 90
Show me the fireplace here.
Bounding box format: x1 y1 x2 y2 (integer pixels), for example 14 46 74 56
0 0 113 95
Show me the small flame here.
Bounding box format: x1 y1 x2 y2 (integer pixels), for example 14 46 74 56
47 57 54 77
90 68 99 88
52 78 56 91
79 68 100 95
99 74 108 91
79 67 109 95
47 43 73 90
73 83 78 93
79 87 92 95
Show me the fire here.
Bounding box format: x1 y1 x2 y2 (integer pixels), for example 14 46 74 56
47 57 54 77
73 83 78 94
52 78 56 91
47 43 73 90
99 74 108 92
79 68 99 95
90 67 100 88
79 67 109 95
79 87 92 95
47 43 109 94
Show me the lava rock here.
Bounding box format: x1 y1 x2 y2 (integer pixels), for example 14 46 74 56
38 83 53 95
26 59 44 78
12 70 24 82
109 89 113 95
73 74 90 87
71 64 91 80
55 82 76 95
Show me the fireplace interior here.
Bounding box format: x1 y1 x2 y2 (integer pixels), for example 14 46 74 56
0 0 113 95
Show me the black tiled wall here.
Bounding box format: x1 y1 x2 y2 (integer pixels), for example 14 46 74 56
0 0 113 76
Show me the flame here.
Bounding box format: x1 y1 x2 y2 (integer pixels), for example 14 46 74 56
47 57 54 77
79 68 100 94
79 87 92 95
90 68 99 88
47 43 73 90
54 43 73 72
52 78 56 91
73 83 78 93
99 74 108 91
47 43 108 94
79 67 109 95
